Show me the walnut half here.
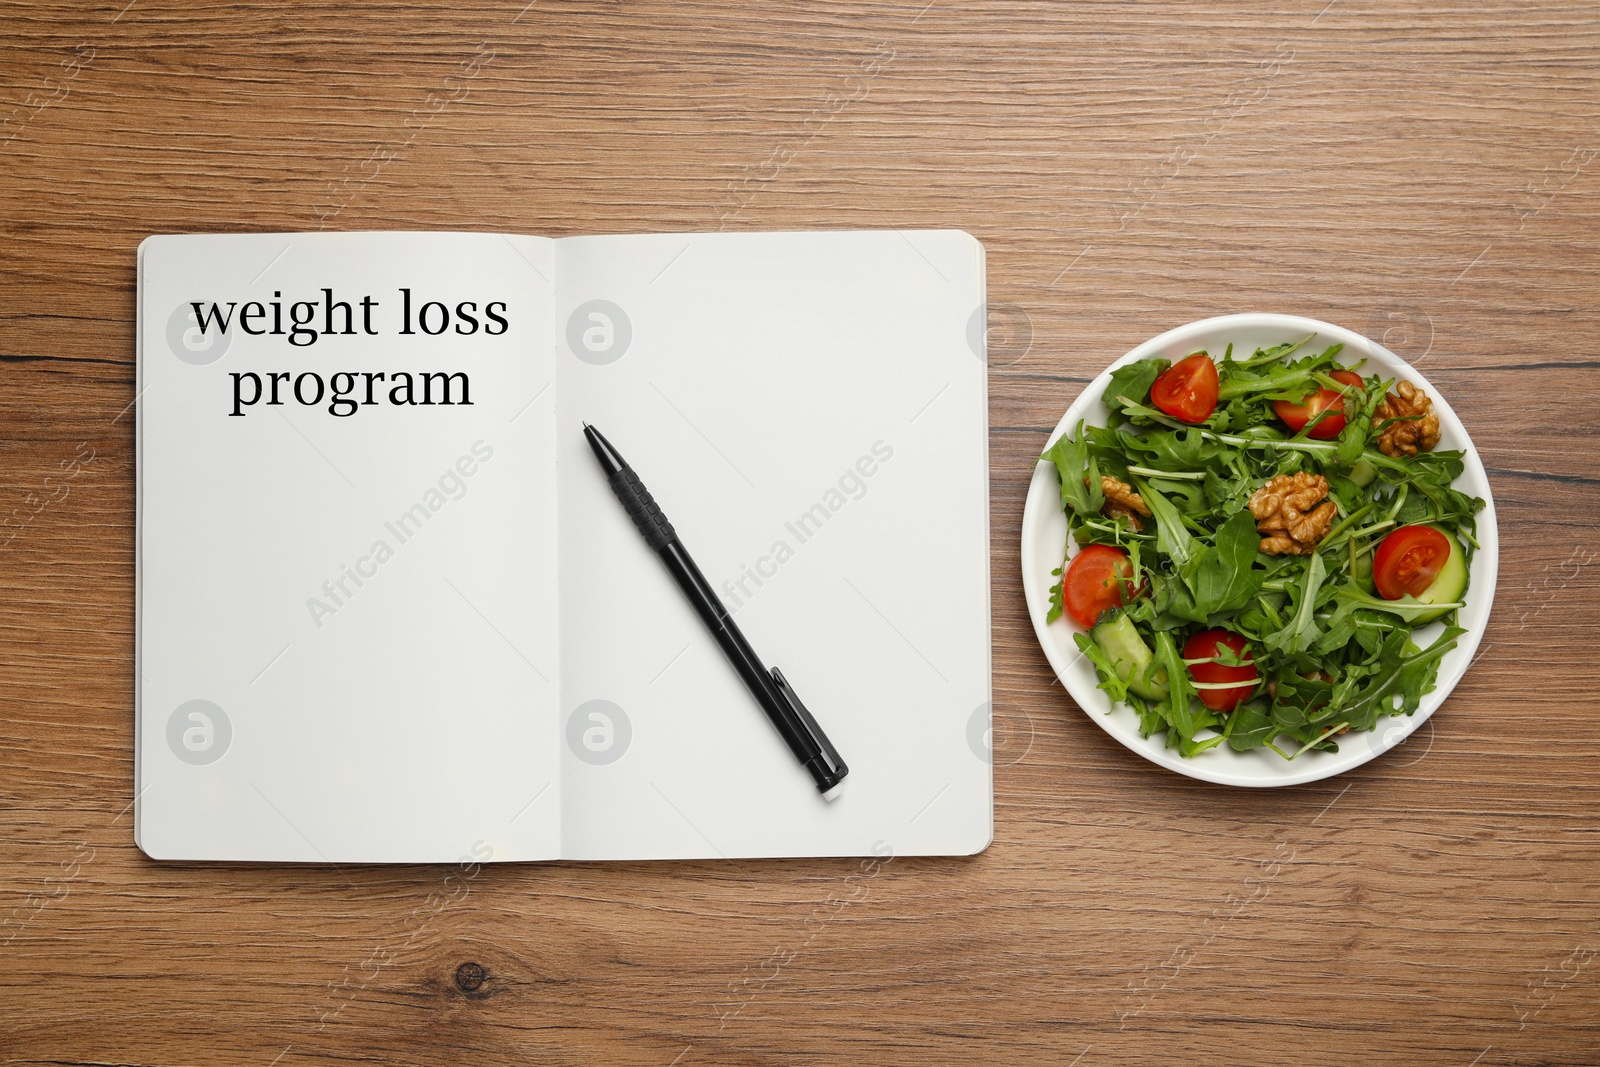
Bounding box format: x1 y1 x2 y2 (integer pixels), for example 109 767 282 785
1373 380 1441 458
1101 475 1151 530
1248 472 1337 555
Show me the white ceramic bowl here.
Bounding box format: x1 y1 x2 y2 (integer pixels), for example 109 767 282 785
1020 313 1498 786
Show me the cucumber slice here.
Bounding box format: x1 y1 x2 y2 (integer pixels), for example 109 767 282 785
1414 527 1472 627
1091 614 1168 700
1382 527 1465 627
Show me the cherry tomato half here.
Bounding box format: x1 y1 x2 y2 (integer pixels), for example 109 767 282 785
1183 629 1258 712
1373 524 1451 600
1273 369 1365 440
1063 543 1140 629
1150 353 1220 424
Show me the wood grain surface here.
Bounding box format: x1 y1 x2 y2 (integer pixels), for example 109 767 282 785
2 1 1598 1063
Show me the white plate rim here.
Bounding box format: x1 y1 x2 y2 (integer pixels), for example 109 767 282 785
1019 312 1499 787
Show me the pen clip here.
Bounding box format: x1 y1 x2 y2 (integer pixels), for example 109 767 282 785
769 666 847 783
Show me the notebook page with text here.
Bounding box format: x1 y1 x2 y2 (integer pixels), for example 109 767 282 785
554 230 991 859
136 232 560 862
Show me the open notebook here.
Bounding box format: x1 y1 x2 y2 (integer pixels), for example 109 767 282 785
135 229 991 862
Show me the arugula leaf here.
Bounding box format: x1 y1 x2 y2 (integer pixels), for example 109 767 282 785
1394 625 1465 714
1073 632 1130 704
1232 335 1315 368
1263 551 1327 656
1041 421 1103 517
1226 701 1277 751
1176 509 1264 618
1118 426 1224 470
1046 564 1065 623
1313 598 1361 655
1218 364 1315 403
1150 629 1220 754
1335 585 1463 623
1103 358 1169 421
1336 625 1464 729
1335 415 1368 466
1134 478 1194 568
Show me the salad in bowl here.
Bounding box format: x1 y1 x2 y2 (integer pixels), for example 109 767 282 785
1021 314 1496 785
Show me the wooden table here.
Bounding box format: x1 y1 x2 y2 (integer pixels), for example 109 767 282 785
3 1 1597 1063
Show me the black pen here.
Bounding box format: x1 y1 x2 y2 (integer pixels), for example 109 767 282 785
584 423 849 799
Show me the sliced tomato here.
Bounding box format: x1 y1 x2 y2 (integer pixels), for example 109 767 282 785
1273 368 1365 440
1150 352 1219 424
1373 524 1451 600
1183 629 1258 711
1063 543 1140 629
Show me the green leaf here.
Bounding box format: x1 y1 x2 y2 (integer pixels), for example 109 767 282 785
1226 701 1277 751
1152 630 1213 744
1394 625 1465 714
1176 509 1265 618
1041 421 1103 517
1313 598 1361 655
1073 631 1130 704
1118 426 1225 470
1218 364 1315 403
1336 414 1368 466
1046 564 1065 624
1103 358 1169 420
1263 551 1327 656
1335 585 1464 623
1135 478 1194 568
1336 624 1464 729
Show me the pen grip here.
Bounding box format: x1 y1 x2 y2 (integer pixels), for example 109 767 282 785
608 467 677 551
